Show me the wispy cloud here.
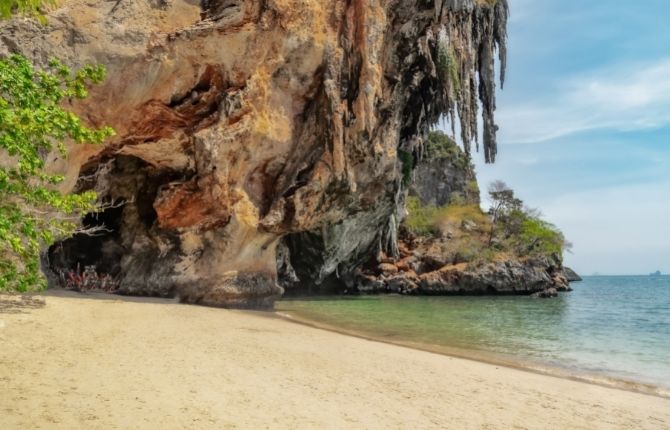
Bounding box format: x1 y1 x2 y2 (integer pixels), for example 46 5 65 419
483 0 670 274
539 180 670 274
498 58 670 143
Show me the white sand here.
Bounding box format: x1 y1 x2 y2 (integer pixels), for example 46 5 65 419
1 291 668 429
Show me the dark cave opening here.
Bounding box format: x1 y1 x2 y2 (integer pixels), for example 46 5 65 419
47 201 127 284
45 155 187 289
279 233 356 296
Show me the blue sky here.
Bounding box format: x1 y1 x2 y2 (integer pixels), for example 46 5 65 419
470 0 670 275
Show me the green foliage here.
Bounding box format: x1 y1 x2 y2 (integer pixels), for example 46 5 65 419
516 218 566 257
398 131 473 190
0 0 56 22
466 180 479 197
404 196 488 237
404 197 496 266
404 180 569 269
487 180 569 260
405 196 439 236
425 131 460 159
397 149 415 187
487 180 521 243
451 236 490 264
436 41 460 93
424 131 471 171
0 54 114 292
448 192 466 206
469 246 498 266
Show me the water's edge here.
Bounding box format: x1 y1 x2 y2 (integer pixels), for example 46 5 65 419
274 310 670 400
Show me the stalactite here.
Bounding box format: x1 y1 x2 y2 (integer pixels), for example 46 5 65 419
432 0 509 163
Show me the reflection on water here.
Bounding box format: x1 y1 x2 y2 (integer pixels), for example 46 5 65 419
277 276 670 390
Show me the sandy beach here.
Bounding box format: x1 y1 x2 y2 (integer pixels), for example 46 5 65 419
1 291 669 429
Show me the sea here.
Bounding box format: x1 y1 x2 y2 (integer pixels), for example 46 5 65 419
277 275 670 396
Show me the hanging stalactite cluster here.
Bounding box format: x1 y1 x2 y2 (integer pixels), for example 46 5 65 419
432 0 508 163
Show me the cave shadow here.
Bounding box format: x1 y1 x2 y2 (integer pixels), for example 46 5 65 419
46 201 126 287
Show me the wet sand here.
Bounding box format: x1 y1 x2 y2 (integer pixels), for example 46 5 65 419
1 291 669 429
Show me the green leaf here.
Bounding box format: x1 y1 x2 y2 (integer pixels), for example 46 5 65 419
0 54 114 292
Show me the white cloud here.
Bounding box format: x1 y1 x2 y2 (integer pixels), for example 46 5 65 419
498 58 670 143
537 181 670 275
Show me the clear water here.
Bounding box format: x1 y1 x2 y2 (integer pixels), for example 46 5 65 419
277 276 670 391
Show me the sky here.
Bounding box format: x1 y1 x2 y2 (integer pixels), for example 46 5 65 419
469 0 670 275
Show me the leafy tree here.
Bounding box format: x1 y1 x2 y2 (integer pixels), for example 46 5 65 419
0 54 113 292
397 149 415 187
487 180 570 259
516 218 566 257
487 180 521 245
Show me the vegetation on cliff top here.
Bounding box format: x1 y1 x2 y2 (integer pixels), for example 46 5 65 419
409 131 480 206
401 131 473 189
404 180 569 266
0 0 55 21
0 55 113 291
488 180 569 258
424 131 470 168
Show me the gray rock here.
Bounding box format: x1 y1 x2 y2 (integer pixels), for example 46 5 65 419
416 257 569 296
530 288 558 299
386 273 420 294
563 267 583 282
409 135 480 207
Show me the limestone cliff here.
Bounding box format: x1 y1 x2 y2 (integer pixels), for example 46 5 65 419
288 131 571 298
0 0 508 307
410 131 480 207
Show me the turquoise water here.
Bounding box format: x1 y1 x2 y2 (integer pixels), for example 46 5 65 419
277 276 670 391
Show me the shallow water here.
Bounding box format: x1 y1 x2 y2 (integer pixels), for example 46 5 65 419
277 276 670 391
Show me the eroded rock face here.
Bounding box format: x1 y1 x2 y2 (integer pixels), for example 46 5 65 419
410 150 480 207
322 140 571 297
417 257 570 295
1 0 508 307
563 267 583 282
348 232 570 297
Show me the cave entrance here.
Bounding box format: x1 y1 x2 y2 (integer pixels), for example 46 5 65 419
45 154 188 291
280 233 351 296
47 200 126 289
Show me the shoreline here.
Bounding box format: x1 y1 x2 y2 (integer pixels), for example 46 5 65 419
2 291 669 429
274 310 670 400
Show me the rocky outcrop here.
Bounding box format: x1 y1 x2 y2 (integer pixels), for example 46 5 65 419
563 267 583 282
1 0 509 307
417 259 570 295
330 135 571 298
530 288 558 299
351 232 571 296
410 157 479 207
410 132 480 207
281 130 482 293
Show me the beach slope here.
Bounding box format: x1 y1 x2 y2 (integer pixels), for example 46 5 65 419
1 291 668 429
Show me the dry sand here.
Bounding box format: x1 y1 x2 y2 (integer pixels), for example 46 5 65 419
1 291 669 430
